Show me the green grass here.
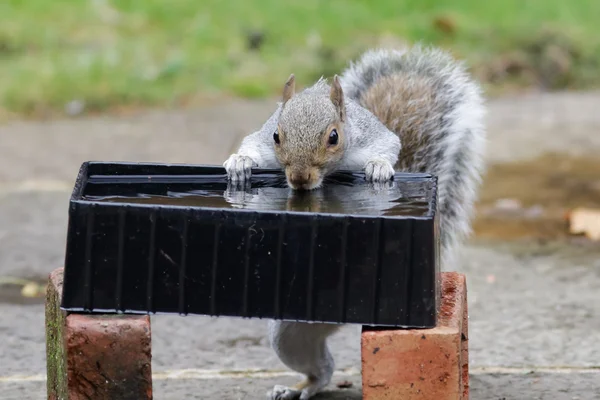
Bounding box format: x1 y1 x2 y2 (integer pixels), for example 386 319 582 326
1 0 599 115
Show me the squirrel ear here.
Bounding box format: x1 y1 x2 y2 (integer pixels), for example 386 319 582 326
330 75 345 122
282 74 295 104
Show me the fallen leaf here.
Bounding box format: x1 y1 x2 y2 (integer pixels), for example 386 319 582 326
568 208 600 240
21 282 44 298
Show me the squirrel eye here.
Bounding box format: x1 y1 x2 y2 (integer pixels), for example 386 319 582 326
328 129 339 146
273 131 280 144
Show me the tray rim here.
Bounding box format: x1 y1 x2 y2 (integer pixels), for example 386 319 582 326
71 161 439 221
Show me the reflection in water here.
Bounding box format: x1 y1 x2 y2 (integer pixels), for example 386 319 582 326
85 177 434 218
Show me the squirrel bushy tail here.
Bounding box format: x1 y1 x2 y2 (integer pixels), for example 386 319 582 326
341 46 486 268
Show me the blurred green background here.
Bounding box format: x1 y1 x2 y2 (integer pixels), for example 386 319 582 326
1 0 599 116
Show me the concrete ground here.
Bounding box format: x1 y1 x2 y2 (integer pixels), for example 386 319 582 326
1 92 600 399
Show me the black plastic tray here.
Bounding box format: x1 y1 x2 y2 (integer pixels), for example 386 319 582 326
61 162 440 328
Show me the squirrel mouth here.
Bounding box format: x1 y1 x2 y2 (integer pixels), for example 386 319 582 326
286 179 322 191
288 182 320 191
286 169 322 191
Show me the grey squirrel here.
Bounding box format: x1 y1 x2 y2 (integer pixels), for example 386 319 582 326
223 45 485 400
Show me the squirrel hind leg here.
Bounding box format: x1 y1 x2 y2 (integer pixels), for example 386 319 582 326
267 321 338 399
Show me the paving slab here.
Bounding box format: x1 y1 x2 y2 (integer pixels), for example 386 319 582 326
0 99 274 184
3 371 600 399
0 191 70 278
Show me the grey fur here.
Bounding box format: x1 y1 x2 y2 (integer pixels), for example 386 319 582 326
223 45 486 399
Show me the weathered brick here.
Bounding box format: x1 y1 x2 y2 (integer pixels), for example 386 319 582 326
361 272 468 400
46 268 152 400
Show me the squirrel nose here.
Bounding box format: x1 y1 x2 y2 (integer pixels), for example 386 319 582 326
289 171 311 187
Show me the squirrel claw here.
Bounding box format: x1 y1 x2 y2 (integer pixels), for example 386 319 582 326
364 159 394 182
223 154 255 182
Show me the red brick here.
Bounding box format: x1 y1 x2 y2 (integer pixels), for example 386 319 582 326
361 272 468 400
46 268 152 400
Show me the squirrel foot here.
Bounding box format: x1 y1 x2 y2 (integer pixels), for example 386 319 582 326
364 159 395 182
267 378 322 400
223 153 256 182
267 385 301 400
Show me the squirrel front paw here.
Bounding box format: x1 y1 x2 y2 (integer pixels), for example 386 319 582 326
364 159 395 182
223 154 256 182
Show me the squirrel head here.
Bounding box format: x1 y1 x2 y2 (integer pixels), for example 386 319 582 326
273 74 346 191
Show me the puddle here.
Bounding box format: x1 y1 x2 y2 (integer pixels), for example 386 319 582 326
473 153 600 241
